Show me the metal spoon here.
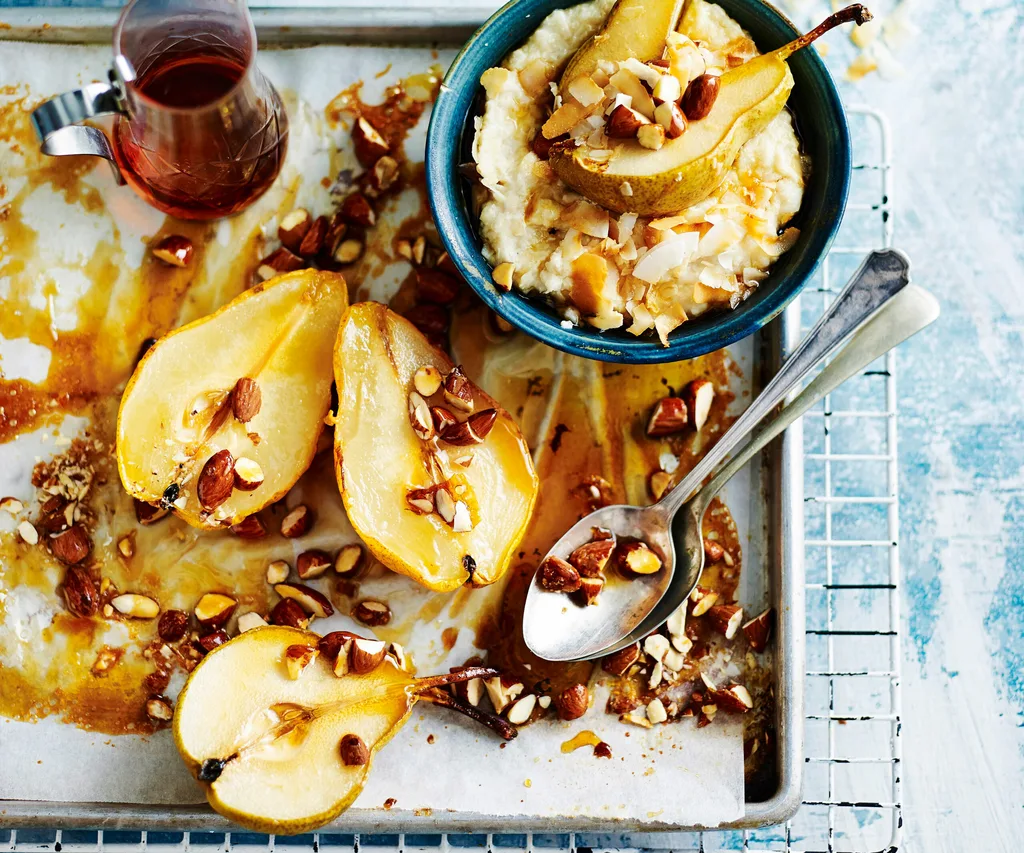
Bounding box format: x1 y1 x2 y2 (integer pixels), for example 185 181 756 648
522 249 914 661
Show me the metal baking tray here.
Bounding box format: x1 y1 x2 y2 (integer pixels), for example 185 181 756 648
0 5 805 834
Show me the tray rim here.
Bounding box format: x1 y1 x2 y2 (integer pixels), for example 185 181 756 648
0 9 805 833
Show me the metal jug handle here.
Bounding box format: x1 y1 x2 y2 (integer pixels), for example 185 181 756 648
30 56 136 186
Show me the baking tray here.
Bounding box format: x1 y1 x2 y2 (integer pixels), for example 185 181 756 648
0 6 805 834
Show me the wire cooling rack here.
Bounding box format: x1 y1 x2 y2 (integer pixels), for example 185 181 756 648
0 107 902 853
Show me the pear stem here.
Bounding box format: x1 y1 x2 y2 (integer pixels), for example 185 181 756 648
418 688 519 741
413 666 501 691
776 4 873 60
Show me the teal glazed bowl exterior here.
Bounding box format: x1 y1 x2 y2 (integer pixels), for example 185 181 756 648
426 0 852 363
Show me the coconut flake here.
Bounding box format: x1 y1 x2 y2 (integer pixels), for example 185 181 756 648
632 232 699 283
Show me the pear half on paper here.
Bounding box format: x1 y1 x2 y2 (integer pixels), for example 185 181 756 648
117 270 348 529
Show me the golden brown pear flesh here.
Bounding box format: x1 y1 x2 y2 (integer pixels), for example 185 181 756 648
333 303 539 592
174 626 502 834
558 0 685 99
117 269 348 529
549 5 872 216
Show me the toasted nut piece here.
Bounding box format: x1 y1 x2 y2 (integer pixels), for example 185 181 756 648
230 515 268 539
194 593 237 628
333 238 364 265
350 637 387 674
492 262 515 291
296 214 328 257
619 541 663 575
270 597 310 628
50 524 92 565
278 208 312 253
531 131 556 160
280 505 313 538
257 246 305 280
430 406 458 434
451 673 484 706
408 391 435 440
285 644 319 679
441 409 497 446
411 235 427 265
111 593 160 619
266 559 290 584
232 457 264 491
387 641 408 670
711 683 753 713
602 642 641 676
569 539 614 578
742 608 773 652
370 155 400 193
454 454 474 468
646 697 668 724
575 575 605 606
62 566 99 617
690 585 719 616
649 470 673 500
682 73 720 121
353 599 391 627
0 496 24 515
646 397 688 436
230 377 262 423
406 488 436 515
555 683 589 720
135 499 169 525
442 366 474 413
537 556 581 593
698 537 725 564
275 582 334 618
644 633 670 662
452 500 473 533
396 239 413 261
152 235 193 267
506 693 537 725
538 695 552 710
197 449 235 511
606 104 644 138
637 123 666 150
17 520 38 545
652 73 682 104
413 365 443 397
323 213 348 255
697 703 718 727
416 268 460 305
318 629 361 660
92 647 121 675
654 100 687 139
237 611 268 632
117 534 135 559
707 604 744 639
434 487 456 524
340 193 376 228
146 696 174 722
683 378 715 431
484 676 523 714
340 733 370 766
195 630 229 655
158 609 189 642
334 543 364 575
296 549 332 580
352 116 390 166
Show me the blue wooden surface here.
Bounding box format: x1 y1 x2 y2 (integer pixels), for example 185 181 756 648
1 0 1021 850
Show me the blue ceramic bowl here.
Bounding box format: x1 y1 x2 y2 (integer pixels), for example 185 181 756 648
426 0 851 363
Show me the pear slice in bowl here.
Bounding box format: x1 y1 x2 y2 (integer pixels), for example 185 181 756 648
117 270 348 529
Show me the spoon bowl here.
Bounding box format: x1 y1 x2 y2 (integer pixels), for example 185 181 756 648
521 503 675 662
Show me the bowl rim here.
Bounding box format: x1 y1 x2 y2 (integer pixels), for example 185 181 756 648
426 0 852 364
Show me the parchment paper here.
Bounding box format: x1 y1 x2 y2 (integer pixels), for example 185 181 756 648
0 41 753 827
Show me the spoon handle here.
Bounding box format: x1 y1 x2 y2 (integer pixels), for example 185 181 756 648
660 247 911 516
694 283 939 511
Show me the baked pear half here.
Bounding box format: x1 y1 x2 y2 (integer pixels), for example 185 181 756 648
117 270 347 529
333 303 539 591
174 626 501 833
